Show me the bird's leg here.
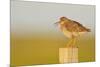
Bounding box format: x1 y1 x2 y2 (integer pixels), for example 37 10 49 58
70 35 75 47
71 28 80 47
75 32 80 48
72 37 77 47
66 33 75 47
66 38 73 47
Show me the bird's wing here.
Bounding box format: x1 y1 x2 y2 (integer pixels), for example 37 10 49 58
72 20 90 32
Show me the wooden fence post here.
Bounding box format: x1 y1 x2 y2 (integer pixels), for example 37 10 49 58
59 47 78 63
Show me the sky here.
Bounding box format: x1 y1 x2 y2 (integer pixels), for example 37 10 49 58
11 1 95 36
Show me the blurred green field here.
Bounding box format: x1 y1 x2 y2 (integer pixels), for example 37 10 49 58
10 34 95 66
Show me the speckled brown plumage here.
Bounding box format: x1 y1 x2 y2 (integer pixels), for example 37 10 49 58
59 17 90 32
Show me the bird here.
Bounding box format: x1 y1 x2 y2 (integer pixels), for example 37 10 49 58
55 16 90 47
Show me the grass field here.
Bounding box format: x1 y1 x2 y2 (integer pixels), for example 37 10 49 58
10 34 95 66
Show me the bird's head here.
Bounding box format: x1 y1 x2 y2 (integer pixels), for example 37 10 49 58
60 16 68 21
54 16 68 25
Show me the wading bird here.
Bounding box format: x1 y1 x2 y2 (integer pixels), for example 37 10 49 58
55 17 90 47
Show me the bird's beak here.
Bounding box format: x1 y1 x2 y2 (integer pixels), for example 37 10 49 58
54 22 59 25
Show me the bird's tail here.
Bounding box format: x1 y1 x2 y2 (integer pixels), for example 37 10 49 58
86 28 91 32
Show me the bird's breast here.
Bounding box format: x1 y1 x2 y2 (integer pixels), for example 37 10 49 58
62 27 72 38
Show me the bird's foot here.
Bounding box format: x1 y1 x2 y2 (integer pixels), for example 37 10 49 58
66 45 78 48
